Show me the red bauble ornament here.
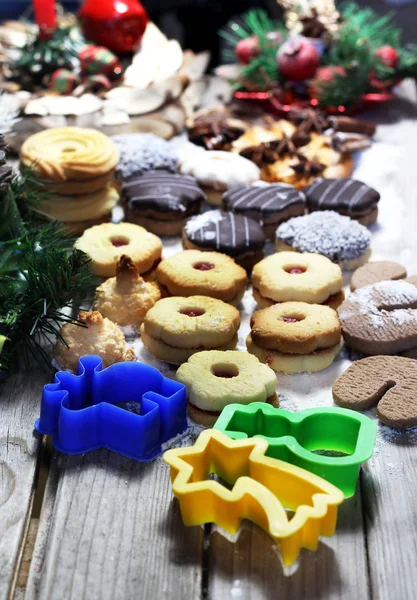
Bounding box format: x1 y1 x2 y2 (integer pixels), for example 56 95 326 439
79 0 148 55
235 36 260 65
277 38 320 81
375 45 400 69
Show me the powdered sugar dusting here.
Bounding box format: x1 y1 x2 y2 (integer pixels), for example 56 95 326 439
184 210 225 235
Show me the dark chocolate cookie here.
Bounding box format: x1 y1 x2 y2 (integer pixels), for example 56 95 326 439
304 178 380 226
182 210 266 271
122 170 206 236
222 182 306 239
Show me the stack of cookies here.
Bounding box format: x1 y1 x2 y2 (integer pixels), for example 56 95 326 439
21 127 120 233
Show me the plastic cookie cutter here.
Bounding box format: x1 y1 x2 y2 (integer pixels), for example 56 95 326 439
35 355 187 461
213 403 376 497
164 429 344 566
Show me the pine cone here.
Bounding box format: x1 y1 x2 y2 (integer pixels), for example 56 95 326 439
0 135 14 196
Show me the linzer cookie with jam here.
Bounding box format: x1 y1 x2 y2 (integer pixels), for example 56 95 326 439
122 171 206 236
182 210 266 271
222 181 306 239
304 178 381 226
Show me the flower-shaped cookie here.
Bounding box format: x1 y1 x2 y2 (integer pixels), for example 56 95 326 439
176 350 277 412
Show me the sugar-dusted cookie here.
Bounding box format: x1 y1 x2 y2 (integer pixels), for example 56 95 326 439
54 311 135 372
74 222 163 278
179 150 260 206
252 252 343 309
276 211 371 270
338 280 417 355
156 250 248 306
140 296 240 364
93 255 161 327
222 181 306 239
350 261 407 292
304 178 380 226
177 350 277 425
332 355 417 429
182 210 266 271
247 302 342 373
122 171 205 236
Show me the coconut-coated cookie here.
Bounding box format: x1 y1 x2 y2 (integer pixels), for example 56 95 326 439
53 311 135 372
252 252 343 308
140 296 240 364
156 250 248 306
75 222 163 278
350 261 407 292
276 211 371 270
182 210 266 271
93 255 161 328
332 355 417 429
176 350 277 415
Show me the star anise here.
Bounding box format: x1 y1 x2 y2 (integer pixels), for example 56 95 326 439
290 154 325 177
239 143 279 167
268 134 298 157
188 120 246 151
287 109 330 135
291 130 312 148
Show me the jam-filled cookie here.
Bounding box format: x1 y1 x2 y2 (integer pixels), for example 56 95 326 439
222 181 306 239
182 210 266 271
177 350 277 426
179 150 260 206
93 255 161 328
276 210 371 270
156 250 248 306
252 252 344 309
247 302 342 373
53 311 135 372
74 222 163 278
140 296 240 364
122 171 205 236
304 178 380 226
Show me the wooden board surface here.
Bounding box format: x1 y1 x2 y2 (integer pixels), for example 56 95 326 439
1 81 417 600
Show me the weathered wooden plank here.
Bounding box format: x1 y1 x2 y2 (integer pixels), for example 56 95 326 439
0 370 47 600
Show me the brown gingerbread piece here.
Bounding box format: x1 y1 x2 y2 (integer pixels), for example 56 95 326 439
333 355 417 429
350 261 407 291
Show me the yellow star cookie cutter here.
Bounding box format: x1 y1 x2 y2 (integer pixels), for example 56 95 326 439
164 429 344 565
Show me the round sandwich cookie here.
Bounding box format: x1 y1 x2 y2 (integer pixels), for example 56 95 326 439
349 261 417 291
179 150 260 206
183 210 266 271
252 252 344 309
122 171 206 236
222 181 306 239
276 210 371 270
304 178 380 226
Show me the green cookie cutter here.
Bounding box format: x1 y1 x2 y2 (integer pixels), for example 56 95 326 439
213 403 376 497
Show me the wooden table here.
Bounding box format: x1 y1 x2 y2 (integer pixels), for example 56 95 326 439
2 81 417 600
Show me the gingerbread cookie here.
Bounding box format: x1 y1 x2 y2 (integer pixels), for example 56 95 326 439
276 211 371 270
122 171 205 236
177 350 277 426
304 178 380 226
182 210 266 271
222 181 306 239
93 255 161 328
179 150 260 206
156 250 248 306
74 222 163 278
140 296 240 364
338 280 417 355
54 311 135 373
350 261 407 291
247 302 342 374
252 252 344 309
333 355 417 429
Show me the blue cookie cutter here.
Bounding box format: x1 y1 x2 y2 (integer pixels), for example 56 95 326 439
35 355 187 461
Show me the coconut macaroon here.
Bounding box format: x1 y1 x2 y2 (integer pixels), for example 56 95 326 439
53 310 135 372
94 255 161 328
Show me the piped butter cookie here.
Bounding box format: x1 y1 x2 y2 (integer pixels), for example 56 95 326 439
252 252 344 309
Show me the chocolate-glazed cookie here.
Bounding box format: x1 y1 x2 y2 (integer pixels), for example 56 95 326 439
182 210 266 271
222 182 306 239
304 178 380 226
122 170 206 236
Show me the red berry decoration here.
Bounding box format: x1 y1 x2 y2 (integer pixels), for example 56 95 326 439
375 46 400 69
310 65 346 97
277 37 320 81
79 0 148 55
235 36 260 65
